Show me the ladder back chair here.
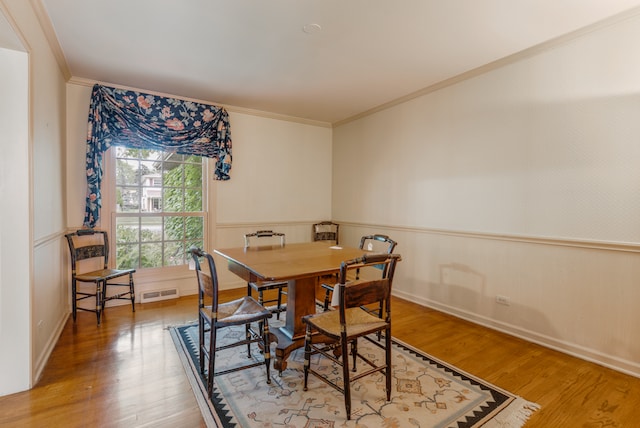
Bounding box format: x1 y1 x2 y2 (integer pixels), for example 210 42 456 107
244 230 288 319
303 253 401 420
322 234 397 310
190 247 272 398
312 221 339 244
65 229 136 325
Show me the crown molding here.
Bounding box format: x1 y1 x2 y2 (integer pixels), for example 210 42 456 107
68 76 332 128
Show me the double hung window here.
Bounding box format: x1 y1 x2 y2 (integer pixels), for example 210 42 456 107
114 146 205 269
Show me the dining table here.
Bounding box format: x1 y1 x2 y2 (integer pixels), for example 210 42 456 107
214 241 369 372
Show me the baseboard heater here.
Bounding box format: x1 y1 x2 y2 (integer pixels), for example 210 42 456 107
140 288 180 303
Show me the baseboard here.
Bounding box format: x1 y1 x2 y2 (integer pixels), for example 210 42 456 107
33 310 69 387
392 289 640 379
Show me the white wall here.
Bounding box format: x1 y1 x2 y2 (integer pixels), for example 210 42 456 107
0 0 68 395
333 13 640 376
0 45 30 396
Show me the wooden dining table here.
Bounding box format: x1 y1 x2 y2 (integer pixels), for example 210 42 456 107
214 241 368 372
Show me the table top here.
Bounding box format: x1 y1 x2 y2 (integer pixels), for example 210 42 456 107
214 241 369 282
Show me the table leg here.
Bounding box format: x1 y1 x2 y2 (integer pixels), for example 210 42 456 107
272 276 316 372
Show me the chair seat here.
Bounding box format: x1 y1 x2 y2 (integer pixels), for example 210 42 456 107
75 268 135 282
304 307 387 338
202 296 272 327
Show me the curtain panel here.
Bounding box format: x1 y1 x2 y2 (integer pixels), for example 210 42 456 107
84 84 232 227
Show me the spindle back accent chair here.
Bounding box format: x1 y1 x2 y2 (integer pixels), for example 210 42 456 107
302 253 401 420
322 234 397 311
189 247 272 399
65 229 135 325
244 230 288 319
312 221 339 244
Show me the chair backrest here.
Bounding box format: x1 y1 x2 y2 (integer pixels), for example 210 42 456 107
189 247 220 315
359 234 397 253
313 221 339 244
65 229 110 273
335 253 401 323
357 234 397 278
244 230 285 248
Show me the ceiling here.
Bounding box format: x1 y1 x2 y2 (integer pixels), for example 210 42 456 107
22 1 640 124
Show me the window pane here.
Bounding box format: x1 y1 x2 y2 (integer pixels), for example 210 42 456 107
116 159 139 186
163 161 184 186
116 244 139 270
118 187 140 213
163 187 183 212
116 218 139 243
164 216 184 240
164 241 184 266
184 163 202 188
185 217 203 239
141 217 162 242
185 189 202 212
140 243 162 268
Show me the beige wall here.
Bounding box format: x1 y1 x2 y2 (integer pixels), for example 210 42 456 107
0 0 67 395
333 13 640 376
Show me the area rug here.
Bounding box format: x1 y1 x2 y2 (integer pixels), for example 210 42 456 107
169 316 539 428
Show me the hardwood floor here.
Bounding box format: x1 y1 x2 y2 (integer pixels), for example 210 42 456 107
1 289 639 427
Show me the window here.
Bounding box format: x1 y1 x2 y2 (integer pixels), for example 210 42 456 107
114 146 205 269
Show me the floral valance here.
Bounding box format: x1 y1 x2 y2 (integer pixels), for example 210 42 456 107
84 84 232 227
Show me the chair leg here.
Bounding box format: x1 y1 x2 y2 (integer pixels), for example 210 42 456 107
385 327 392 401
96 281 103 325
276 287 282 320
303 325 312 391
376 303 384 340
199 318 206 375
323 288 331 311
129 274 136 312
245 324 252 358
351 339 359 372
341 335 352 420
208 325 217 398
72 279 78 322
263 322 271 384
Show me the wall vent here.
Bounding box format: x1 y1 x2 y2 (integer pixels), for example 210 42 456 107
140 288 180 303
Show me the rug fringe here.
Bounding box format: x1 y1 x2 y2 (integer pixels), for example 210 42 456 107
488 397 541 427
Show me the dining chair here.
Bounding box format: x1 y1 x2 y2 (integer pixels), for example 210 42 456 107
244 230 288 319
312 221 339 244
189 247 272 398
302 253 401 420
64 229 136 325
322 234 397 311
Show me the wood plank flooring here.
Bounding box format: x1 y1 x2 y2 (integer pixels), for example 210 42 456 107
1 289 639 427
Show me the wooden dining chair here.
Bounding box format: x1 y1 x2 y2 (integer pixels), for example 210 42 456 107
322 234 397 311
313 221 339 244
244 230 288 319
65 229 136 325
303 253 401 420
189 247 272 398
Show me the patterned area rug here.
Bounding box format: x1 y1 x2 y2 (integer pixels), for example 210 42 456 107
169 316 539 427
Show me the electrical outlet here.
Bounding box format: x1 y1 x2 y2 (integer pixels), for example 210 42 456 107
496 295 511 306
